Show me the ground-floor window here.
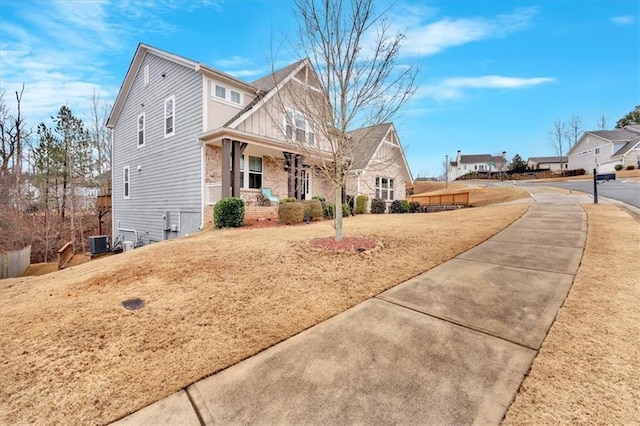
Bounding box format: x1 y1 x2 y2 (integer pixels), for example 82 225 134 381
240 155 262 189
375 177 394 200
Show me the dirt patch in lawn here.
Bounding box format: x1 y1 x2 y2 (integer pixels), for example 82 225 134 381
0 204 528 425
503 203 640 424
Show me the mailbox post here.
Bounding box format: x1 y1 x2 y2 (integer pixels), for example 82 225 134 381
593 168 598 204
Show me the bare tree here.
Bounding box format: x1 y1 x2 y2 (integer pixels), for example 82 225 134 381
596 115 607 130
273 0 416 241
549 120 566 175
565 114 582 150
87 89 112 192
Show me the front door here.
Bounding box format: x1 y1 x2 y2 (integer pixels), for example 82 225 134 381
301 169 312 200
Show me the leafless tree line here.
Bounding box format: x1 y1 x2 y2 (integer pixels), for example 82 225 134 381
0 87 112 263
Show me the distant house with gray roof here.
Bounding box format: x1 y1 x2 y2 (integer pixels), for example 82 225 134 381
447 150 507 181
526 156 568 172
567 125 640 173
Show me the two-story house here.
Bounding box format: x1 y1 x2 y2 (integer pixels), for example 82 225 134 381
447 150 507 181
107 43 411 245
567 126 640 173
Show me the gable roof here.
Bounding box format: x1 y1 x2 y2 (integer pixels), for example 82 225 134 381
528 156 567 164
347 123 393 169
459 154 506 164
224 59 312 129
347 123 412 181
107 43 283 129
568 125 640 156
252 60 306 93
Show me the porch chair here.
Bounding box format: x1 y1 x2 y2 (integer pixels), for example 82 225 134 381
261 187 279 204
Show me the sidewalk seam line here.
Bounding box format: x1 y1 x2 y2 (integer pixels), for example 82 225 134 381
185 387 206 426
373 296 538 351
452 256 579 276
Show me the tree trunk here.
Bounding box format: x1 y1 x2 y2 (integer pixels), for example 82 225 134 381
334 185 343 242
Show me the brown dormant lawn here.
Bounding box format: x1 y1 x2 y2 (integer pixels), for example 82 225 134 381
1 202 528 425
504 203 640 424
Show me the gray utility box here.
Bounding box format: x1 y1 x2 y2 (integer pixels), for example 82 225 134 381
89 235 110 255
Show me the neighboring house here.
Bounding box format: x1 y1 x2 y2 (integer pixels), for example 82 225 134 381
568 125 640 173
345 123 412 207
107 43 411 245
447 150 507 181
526 156 568 172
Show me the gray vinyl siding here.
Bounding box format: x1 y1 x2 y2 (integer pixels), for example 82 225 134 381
112 52 203 244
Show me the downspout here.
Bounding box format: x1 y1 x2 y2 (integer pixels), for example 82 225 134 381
200 139 205 230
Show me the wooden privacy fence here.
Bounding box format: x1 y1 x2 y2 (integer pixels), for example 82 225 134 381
1 245 31 279
407 191 470 206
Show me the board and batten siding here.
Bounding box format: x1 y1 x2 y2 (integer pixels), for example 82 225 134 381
112 52 203 244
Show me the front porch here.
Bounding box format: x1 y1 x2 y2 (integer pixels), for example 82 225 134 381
201 129 333 207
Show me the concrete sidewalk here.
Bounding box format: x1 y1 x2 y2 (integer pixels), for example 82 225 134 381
113 193 587 425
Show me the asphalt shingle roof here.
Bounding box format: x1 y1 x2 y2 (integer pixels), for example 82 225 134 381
528 156 567 164
459 154 506 164
346 123 393 169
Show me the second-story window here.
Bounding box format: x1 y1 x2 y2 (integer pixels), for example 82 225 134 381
164 95 175 137
230 90 241 104
215 85 226 99
285 109 314 145
137 113 145 147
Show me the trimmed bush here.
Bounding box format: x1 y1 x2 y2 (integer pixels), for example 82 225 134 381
214 197 244 228
390 199 410 214
278 201 305 224
304 199 323 221
355 195 368 214
371 198 386 214
280 197 297 204
342 203 351 217
409 201 421 213
615 164 624 171
626 165 636 170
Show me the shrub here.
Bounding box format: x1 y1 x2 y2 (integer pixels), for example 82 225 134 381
614 164 624 171
342 203 351 217
304 199 323 221
625 165 635 170
370 198 386 214
312 195 325 203
214 197 244 228
408 201 421 213
355 195 368 214
576 168 586 176
278 201 305 224
390 199 410 214
322 202 335 219
280 197 297 204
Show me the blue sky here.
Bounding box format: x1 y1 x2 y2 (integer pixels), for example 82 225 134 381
1 0 638 177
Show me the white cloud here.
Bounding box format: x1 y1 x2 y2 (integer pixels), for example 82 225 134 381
392 6 539 56
416 75 556 100
0 0 217 126
611 15 635 26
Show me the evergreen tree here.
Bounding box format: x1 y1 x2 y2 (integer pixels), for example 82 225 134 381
509 154 527 171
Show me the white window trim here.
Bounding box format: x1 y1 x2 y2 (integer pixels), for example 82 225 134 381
210 82 244 107
164 95 175 138
239 155 263 189
143 64 149 87
123 166 130 199
375 176 394 201
284 108 315 145
137 112 145 148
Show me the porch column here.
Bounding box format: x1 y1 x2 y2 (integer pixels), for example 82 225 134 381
284 152 295 198
221 138 231 198
295 154 304 200
231 141 247 198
